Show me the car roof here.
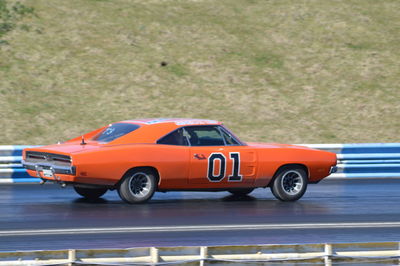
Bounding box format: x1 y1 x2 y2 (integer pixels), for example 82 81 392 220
122 118 222 126
107 118 223 145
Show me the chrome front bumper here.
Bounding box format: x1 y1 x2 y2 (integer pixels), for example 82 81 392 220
329 166 338 174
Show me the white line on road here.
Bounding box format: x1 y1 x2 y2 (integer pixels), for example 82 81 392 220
1 222 400 236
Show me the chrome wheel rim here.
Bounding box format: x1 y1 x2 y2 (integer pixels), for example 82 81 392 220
281 170 303 195
128 172 151 198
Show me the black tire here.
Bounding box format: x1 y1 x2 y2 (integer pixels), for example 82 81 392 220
118 168 157 204
73 186 108 200
270 166 308 201
228 188 254 196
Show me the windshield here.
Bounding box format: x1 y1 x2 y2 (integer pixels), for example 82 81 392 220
93 123 140 143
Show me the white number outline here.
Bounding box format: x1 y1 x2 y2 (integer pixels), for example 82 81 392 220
207 152 242 182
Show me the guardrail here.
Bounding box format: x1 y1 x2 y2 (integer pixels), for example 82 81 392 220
301 143 400 178
0 145 37 183
0 242 399 265
1 143 400 183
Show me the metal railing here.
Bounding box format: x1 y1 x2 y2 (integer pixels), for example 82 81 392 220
0 145 37 183
0 242 399 265
1 143 400 183
301 143 400 178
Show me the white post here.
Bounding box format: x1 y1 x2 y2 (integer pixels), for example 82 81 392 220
200 246 208 266
398 242 400 265
324 244 332 266
68 249 76 266
150 247 159 265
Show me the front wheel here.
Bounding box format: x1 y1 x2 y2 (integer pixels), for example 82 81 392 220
118 168 157 204
270 166 308 201
73 186 108 200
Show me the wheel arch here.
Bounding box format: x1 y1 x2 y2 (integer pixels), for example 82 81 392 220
267 163 309 187
115 166 160 188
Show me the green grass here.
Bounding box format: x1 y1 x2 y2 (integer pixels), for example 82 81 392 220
0 0 34 41
0 0 399 145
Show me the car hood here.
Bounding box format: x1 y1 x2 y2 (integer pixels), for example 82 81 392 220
246 142 313 150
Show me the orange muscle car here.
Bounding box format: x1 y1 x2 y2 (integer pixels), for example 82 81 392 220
22 118 337 203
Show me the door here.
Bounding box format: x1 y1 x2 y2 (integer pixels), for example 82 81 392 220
186 126 257 186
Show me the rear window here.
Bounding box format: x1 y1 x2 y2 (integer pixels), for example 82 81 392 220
93 123 140 143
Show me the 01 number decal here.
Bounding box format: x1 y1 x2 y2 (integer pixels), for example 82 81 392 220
207 152 242 182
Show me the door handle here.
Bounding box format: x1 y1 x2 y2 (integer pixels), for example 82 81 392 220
194 154 206 160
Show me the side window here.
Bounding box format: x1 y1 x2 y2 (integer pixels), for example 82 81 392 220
157 128 189 146
219 127 241 145
185 126 225 146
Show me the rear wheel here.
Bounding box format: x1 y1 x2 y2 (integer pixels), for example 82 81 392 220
270 166 308 201
118 168 157 204
73 186 108 200
228 188 254 196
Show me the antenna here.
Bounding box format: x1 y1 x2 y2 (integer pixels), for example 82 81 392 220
81 136 87 145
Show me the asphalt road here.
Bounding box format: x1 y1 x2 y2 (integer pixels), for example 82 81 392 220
0 179 399 251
